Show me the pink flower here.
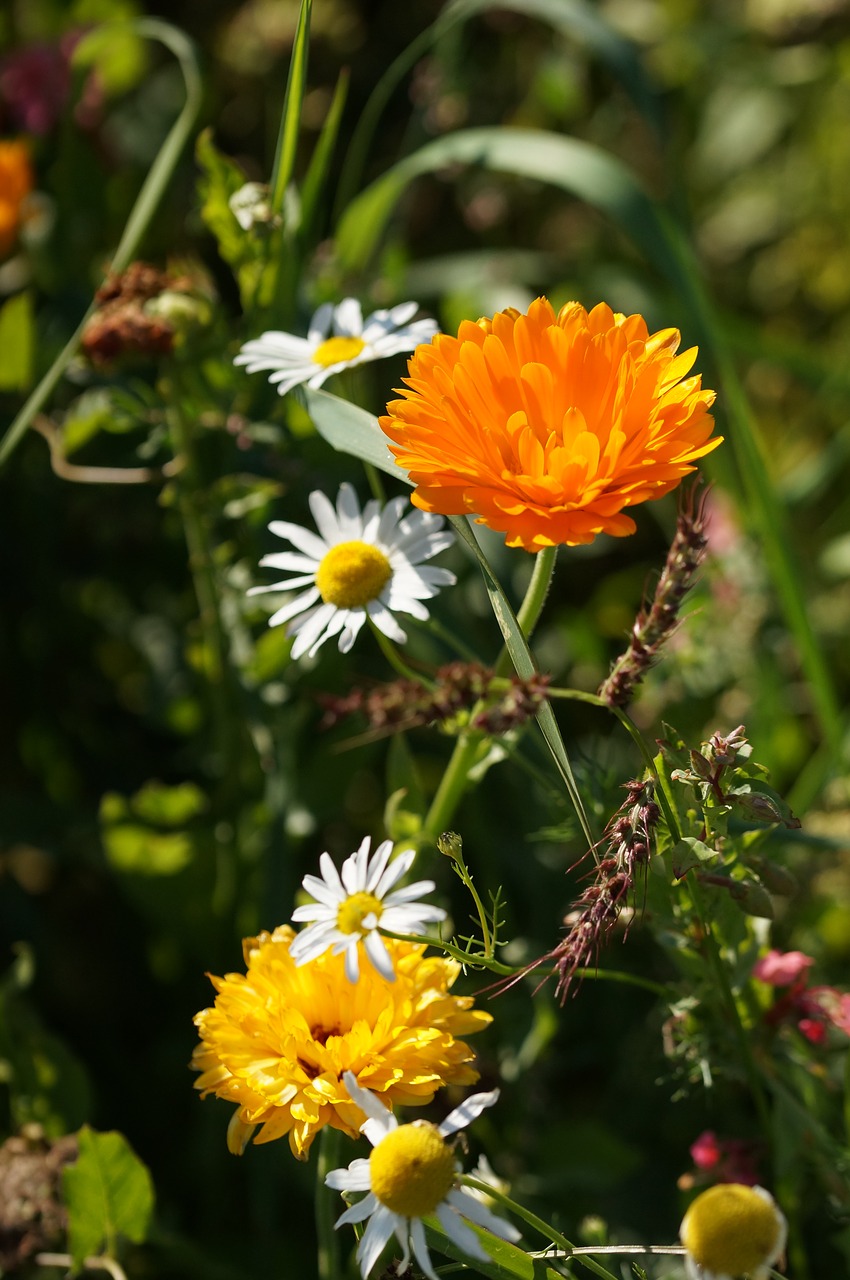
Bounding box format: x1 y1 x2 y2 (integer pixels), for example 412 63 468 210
804 988 850 1038
690 1131 722 1171
752 949 814 986
683 1131 759 1187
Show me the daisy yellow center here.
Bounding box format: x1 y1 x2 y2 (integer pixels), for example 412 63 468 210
681 1185 782 1276
337 891 383 935
312 335 366 367
316 541 392 608
370 1122 456 1218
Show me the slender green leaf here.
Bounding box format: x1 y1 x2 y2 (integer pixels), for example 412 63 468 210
302 387 409 481
449 516 593 848
269 0 312 214
63 1126 155 1269
299 68 349 238
336 127 671 279
0 19 203 469
0 292 34 391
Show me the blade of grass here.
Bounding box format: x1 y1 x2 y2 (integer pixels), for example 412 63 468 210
0 19 203 470
335 0 663 214
268 0 312 215
299 67 349 240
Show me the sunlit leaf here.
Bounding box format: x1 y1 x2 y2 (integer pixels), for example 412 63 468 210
64 1126 154 1270
0 292 34 392
302 388 409 481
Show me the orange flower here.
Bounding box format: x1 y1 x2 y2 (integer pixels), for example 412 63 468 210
380 298 720 553
0 140 34 259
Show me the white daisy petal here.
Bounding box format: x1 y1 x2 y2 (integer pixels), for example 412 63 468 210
257 551 319 573
447 1187 522 1241
366 601 407 644
344 941 361 984
333 297 364 336
326 1160 373 1192
336 1193 380 1225
267 520 328 560
318 850 345 895
381 904 446 932
373 846 415 896
409 1218 440 1280
439 1089 501 1138
337 610 367 653
364 929 396 983
357 1205 397 1277
341 1072 396 1130
308 490 343 545
436 1202 490 1262
307 301 334 342
268 591 320 629
301 872 341 907
289 603 337 658
365 840 394 892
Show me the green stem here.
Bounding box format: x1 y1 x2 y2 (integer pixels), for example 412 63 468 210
460 1178 621 1280
368 622 427 682
381 928 515 975
422 548 557 842
316 1126 343 1280
0 20 203 469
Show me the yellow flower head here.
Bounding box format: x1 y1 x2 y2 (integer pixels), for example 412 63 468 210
380 297 721 553
680 1183 787 1280
0 140 34 259
191 926 491 1160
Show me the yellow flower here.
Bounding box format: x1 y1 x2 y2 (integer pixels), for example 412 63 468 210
0 140 34 259
680 1183 787 1280
191 926 491 1160
380 297 720 553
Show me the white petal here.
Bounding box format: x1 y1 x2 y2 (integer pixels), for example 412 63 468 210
250 573 318 594
267 591 320 628
307 301 334 343
373 846 415 897
343 940 361 983
364 929 396 982
267 520 329 560
318 850 345 895
381 904 446 931
258 551 320 573
309 490 343 545
337 610 367 653
409 1218 440 1280
367 601 407 644
290 903 336 922
436 1201 489 1263
289 928 339 965
336 1192 379 1225
289 603 337 659
447 1187 521 1242
357 1205 397 1278
342 1072 396 1131
375 496 408 546
341 835 372 894
302 868 342 906
334 297 364 337
326 1159 373 1192
336 482 364 539
365 839 394 893
438 1089 500 1138
382 876 434 903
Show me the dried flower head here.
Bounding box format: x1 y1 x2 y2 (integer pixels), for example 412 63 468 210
0 1127 78 1272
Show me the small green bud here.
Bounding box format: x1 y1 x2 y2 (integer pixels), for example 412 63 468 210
438 831 463 863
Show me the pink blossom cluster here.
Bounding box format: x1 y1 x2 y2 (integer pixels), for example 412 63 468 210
682 1129 759 1188
753 949 850 1044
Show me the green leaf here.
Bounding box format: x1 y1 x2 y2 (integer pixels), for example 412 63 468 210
449 516 593 848
195 129 267 309
424 1218 564 1280
63 1126 154 1269
336 127 670 279
670 837 717 877
302 387 409 480
299 67 349 238
269 0 312 213
0 292 34 392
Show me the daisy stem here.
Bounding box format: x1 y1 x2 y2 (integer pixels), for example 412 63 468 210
368 620 427 682
316 1126 343 1280
422 547 557 842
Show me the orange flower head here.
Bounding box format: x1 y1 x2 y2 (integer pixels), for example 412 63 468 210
380 298 721 552
0 140 34 259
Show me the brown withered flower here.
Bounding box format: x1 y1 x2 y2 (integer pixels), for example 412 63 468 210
0 1127 78 1272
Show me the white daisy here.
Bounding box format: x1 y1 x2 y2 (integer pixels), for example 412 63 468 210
289 836 446 983
326 1072 521 1280
233 297 437 396
680 1183 787 1280
247 482 456 660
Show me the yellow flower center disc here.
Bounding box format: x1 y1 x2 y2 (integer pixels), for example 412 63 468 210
681 1184 783 1276
336 890 383 935
370 1122 456 1218
316 541 392 609
312 335 366 367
